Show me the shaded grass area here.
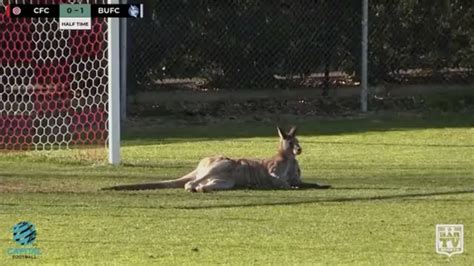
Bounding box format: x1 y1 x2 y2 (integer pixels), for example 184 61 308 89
123 112 474 142
0 114 473 264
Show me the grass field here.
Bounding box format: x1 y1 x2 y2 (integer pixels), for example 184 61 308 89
0 114 473 265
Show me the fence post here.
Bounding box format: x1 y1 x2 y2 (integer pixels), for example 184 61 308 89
361 0 369 112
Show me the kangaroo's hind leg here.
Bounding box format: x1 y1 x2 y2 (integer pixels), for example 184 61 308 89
196 178 235 193
185 159 233 192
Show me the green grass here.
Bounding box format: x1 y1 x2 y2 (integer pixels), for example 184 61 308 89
0 114 473 265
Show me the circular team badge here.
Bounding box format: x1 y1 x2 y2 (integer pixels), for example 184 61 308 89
12 6 22 16
12 221 37 246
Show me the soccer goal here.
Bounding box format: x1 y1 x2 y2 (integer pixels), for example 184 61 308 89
0 0 120 164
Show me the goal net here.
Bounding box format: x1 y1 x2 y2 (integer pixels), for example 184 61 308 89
0 0 110 154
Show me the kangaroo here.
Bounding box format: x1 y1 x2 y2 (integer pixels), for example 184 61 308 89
103 127 326 192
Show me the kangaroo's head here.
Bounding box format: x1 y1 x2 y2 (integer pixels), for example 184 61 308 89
277 126 302 156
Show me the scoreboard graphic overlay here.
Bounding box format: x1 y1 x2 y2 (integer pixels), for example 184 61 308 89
0 1 141 150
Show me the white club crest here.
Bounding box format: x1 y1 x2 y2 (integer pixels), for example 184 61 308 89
436 224 463 257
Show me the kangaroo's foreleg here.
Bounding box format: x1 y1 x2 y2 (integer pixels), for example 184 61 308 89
269 177 291 189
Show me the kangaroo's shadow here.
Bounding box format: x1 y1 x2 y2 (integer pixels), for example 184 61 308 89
177 189 474 210
291 182 332 190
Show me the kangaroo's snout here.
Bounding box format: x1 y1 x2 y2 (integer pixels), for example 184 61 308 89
294 145 302 155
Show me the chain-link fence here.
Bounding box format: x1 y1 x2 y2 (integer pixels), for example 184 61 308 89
369 0 474 86
126 0 473 94
127 0 363 95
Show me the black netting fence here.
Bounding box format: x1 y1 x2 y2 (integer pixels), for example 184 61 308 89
125 0 474 96
369 0 474 85
127 0 363 94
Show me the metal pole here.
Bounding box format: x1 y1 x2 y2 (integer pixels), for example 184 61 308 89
361 0 368 112
120 1 127 121
108 0 121 165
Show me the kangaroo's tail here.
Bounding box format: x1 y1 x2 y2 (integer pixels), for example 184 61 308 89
102 170 196 191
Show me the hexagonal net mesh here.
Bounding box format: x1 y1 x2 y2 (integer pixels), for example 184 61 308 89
0 0 109 151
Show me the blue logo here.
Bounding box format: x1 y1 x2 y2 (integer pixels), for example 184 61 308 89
12 221 36 246
128 5 140 18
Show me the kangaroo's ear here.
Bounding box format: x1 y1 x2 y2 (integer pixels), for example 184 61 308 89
277 126 286 139
288 126 297 137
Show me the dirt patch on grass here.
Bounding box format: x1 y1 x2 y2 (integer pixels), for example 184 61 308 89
0 181 30 193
